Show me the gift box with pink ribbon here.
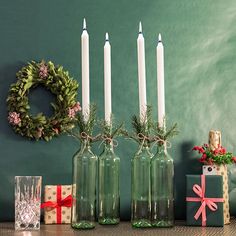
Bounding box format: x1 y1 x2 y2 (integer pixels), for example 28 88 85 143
41 185 72 224
186 175 224 227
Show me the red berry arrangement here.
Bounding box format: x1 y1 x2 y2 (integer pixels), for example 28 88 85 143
192 144 236 165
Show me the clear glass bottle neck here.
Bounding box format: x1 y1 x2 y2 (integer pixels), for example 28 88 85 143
80 140 91 151
137 141 151 156
141 144 150 151
156 143 167 155
139 139 150 148
104 141 114 152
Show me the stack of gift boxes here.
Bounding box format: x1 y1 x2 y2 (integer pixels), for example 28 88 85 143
186 130 231 227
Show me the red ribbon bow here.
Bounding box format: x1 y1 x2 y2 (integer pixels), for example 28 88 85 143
186 175 224 226
41 185 72 224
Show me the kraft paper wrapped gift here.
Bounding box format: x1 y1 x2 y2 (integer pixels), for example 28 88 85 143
203 164 230 224
41 185 72 224
186 175 224 227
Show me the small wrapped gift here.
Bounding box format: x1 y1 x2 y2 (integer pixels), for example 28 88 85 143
203 164 230 224
206 130 230 224
41 185 72 224
186 175 224 227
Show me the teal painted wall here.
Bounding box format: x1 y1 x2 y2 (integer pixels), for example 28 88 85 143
1 0 236 221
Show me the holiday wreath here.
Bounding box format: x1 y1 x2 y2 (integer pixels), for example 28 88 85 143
7 61 81 141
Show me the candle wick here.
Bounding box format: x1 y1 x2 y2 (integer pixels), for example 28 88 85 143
139 21 142 34
105 32 109 41
83 18 87 30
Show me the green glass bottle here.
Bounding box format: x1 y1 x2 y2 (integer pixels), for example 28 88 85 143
98 142 120 225
71 140 97 229
131 142 152 228
151 144 174 227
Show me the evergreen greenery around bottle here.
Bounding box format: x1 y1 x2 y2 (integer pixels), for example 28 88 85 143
100 117 125 144
68 104 100 142
124 106 179 147
124 106 153 145
152 120 179 146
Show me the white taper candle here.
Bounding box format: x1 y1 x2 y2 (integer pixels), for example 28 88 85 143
137 22 147 122
81 18 90 122
104 32 112 125
157 33 165 128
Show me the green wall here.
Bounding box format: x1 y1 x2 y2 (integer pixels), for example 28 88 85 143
1 0 236 221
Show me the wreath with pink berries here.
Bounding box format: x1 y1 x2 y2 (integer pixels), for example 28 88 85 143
7 60 81 141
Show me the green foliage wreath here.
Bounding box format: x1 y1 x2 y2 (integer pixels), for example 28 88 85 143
7 60 81 141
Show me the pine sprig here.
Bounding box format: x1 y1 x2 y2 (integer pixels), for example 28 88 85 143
69 104 100 142
152 119 179 146
100 116 125 140
78 104 97 135
127 106 153 144
131 106 153 136
131 115 143 134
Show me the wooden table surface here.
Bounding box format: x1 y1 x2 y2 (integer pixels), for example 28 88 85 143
1 220 236 236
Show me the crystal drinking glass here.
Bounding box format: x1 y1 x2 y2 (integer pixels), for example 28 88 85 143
15 176 42 231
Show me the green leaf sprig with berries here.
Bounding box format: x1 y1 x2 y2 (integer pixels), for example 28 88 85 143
192 144 236 165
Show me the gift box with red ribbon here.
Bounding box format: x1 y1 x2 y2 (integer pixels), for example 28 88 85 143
41 185 72 224
186 175 224 227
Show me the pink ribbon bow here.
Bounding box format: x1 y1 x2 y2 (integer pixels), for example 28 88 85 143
186 175 224 226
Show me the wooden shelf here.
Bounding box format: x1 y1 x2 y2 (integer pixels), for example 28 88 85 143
1 220 235 236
